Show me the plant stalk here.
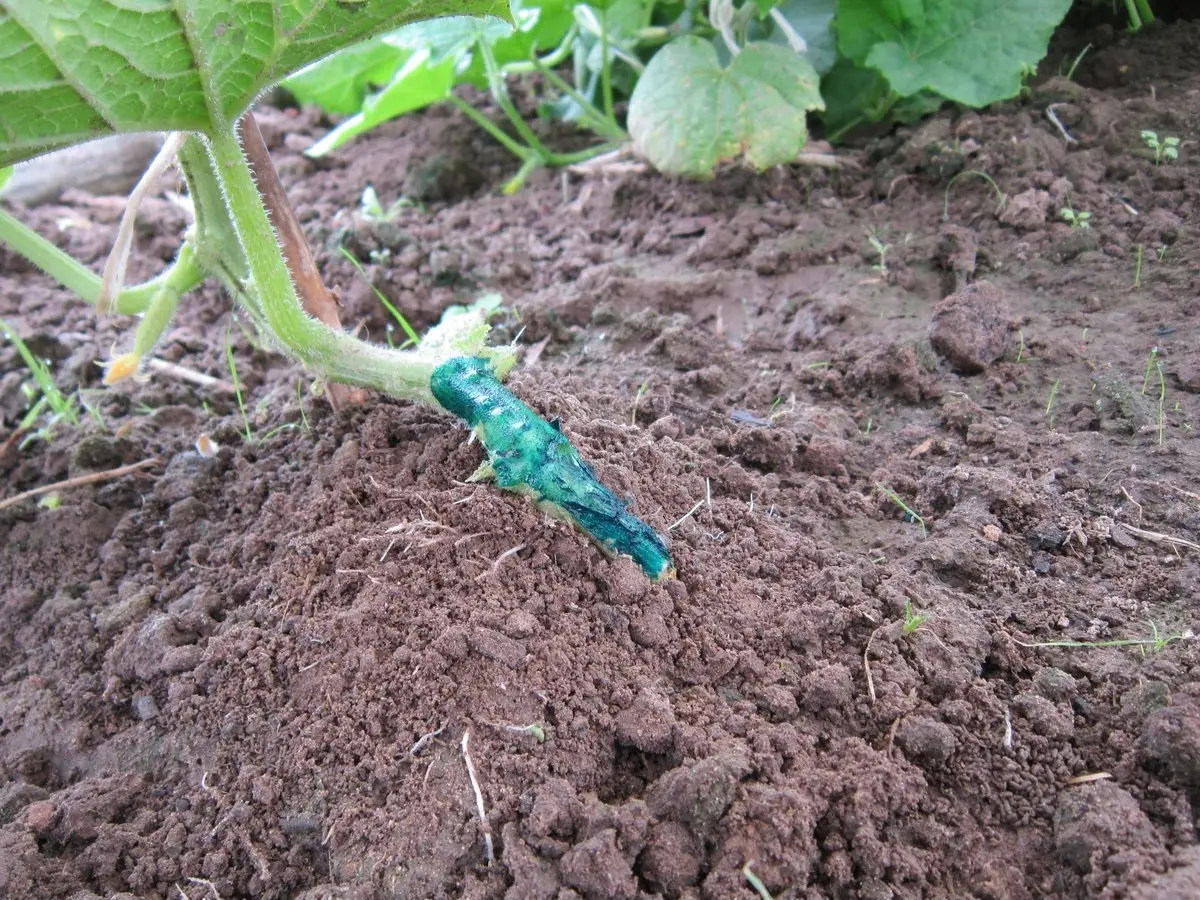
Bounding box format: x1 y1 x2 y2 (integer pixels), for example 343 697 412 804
238 112 367 410
202 122 480 406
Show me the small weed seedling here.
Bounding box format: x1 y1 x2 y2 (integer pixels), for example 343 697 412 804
1133 244 1145 289
942 169 1006 222
1059 204 1091 229
1141 130 1180 166
1016 330 1035 363
359 185 417 223
1155 358 1167 446
743 862 775 900
768 393 797 424
1141 347 1160 395
877 482 927 537
1062 43 1092 80
1045 379 1062 424
2 318 81 447
338 247 420 348
1013 619 1193 657
902 599 932 635
867 232 890 277
630 381 650 426
224 328 254 445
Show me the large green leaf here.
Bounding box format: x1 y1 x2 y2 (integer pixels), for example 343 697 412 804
627 36 822 179
0 0 507 168
835 0 1072 108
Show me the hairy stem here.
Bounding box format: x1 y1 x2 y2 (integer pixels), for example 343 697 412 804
203 122 485 406
239 112 366 410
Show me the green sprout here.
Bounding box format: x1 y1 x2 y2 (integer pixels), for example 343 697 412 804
1058 204 1091 229
1045 379 1062 422
867 232 890 277
1062 43 1092 80
877 483 927 537
630 381 650 426
1133 244 1144 289
1141 130 1180 166
743 862 775 900
359 185 416 223
1155 357 1167 446
1141 347 1160 395
942 170 1006 222
2 318 81 448
224 327 254 445
902 599 932 635
338 247 420 348
1015 329 1035 363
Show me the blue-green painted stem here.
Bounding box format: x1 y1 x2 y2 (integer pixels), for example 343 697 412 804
431 356 673 580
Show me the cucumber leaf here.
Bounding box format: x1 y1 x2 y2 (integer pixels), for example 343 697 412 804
627 36 822 179
0 0 507 168
835 0 1072 108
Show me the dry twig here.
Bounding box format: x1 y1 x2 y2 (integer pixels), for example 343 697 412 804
461 729 494 865
0 457 162 512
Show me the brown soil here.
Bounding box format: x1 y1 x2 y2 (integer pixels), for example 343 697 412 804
3 21 1200 900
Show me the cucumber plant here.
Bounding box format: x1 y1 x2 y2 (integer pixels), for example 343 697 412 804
0 0 672 579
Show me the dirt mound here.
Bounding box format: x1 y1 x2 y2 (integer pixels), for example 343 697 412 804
3 20 1200 900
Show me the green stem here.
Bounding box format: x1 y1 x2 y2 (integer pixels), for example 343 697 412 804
0 206 104 305
600 6 615 123
1134 0 1155 24
478 40 553 161
530 57 627 141
132 239 196 357
448 94 534 162
502 25 579 75
1123 0 1143 29
203 123 471 406
0 205 205 315
501 155 546 195
544 141 627 167
827 92 900 144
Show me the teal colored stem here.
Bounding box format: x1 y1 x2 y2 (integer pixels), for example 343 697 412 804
431 356 673 580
